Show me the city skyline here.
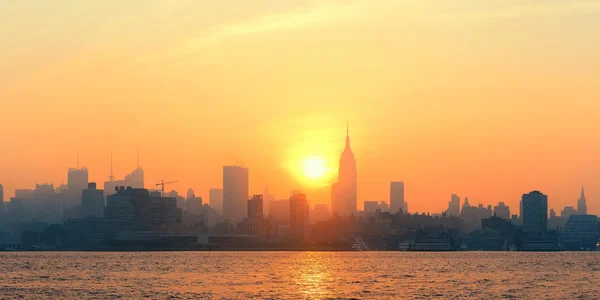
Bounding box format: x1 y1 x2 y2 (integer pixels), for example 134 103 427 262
2 1 600 215
0 143 597 216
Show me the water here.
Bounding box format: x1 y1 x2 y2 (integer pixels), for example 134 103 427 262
0 252 598 299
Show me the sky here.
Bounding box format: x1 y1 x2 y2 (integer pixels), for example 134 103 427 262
1 0 600 215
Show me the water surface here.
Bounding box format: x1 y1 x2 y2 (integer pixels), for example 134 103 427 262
0 252 598 299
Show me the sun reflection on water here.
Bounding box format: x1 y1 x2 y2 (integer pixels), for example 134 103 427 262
293 252 333 299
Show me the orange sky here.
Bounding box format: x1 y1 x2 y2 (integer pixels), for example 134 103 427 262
1 0 600 215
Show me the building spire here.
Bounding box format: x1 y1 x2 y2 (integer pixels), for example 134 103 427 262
346 120 349 136
77 149 79 169
137 145 140 169
109 153 114 182
345 121 351 149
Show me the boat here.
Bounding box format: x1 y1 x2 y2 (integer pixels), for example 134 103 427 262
352 237 369 251
412 237 453 251
509 245 517 252
398 240 412 251
460 243 468 251
595 240 600 251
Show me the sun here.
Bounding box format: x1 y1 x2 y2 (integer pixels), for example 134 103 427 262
303 157 327 180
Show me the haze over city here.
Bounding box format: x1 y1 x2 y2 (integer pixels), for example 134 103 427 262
2 0 600 216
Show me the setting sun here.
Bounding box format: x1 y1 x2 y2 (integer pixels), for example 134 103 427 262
303 157 327 180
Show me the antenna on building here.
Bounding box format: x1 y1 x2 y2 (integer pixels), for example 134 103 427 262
77 149 80 169
346 120 349 136
109 153 114 182
137 145 140 169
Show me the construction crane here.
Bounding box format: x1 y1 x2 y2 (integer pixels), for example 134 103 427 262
156 180 179 197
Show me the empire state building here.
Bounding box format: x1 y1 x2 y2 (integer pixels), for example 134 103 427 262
331 122 357 215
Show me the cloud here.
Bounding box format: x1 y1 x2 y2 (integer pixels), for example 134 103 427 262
435 1 600 22
133 1 365 63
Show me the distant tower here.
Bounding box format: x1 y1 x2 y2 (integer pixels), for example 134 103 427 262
290 191 309 241
223 166 249 223
390 182 405 213
331 122 357 216
109 153 114 182
447 194 460 217
461 197 471 214
577 186 587 215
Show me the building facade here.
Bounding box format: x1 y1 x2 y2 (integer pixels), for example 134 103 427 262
248 195 264 218
209 188 223 215
390 181 405 213
223 166 249 223
521 191 548 236
290 192 309 241
81 182 105 218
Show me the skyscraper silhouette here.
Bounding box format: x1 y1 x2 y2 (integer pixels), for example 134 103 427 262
223 166 249 223
209 188 223 215
390 182 405 213
521 191 548 237
331 122 357 216
290 191 309 241
577 186 587 215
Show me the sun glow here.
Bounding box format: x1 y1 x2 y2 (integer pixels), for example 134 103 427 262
303 157 327 179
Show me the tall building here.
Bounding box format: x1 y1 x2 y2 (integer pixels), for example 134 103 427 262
493 202 511 220
521 191 548 236
390 182 405 213
577 186 587 215
290 191 309 241
81 182 105 218
331 122 357 216
209 188 223 215
0 184 3 212
447 194 460 217
248 194 263 218
223 166 249 223
263 184 275 216
68 167 89 193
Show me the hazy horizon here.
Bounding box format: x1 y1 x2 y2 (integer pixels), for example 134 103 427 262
2 0 600 215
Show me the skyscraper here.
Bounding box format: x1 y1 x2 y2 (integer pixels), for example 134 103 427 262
68 167 89 193
521 191 548 236
390 181 405 213
493 202 511 220
331 122 357 216
248 194 263 218
223 166 249 223
290 191 309 241
577 186 587 215
209 188 223 215
81 182 105 218
447 194 460 217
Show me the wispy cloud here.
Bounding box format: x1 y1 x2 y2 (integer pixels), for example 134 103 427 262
133 1 366 63
434 1 600 22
